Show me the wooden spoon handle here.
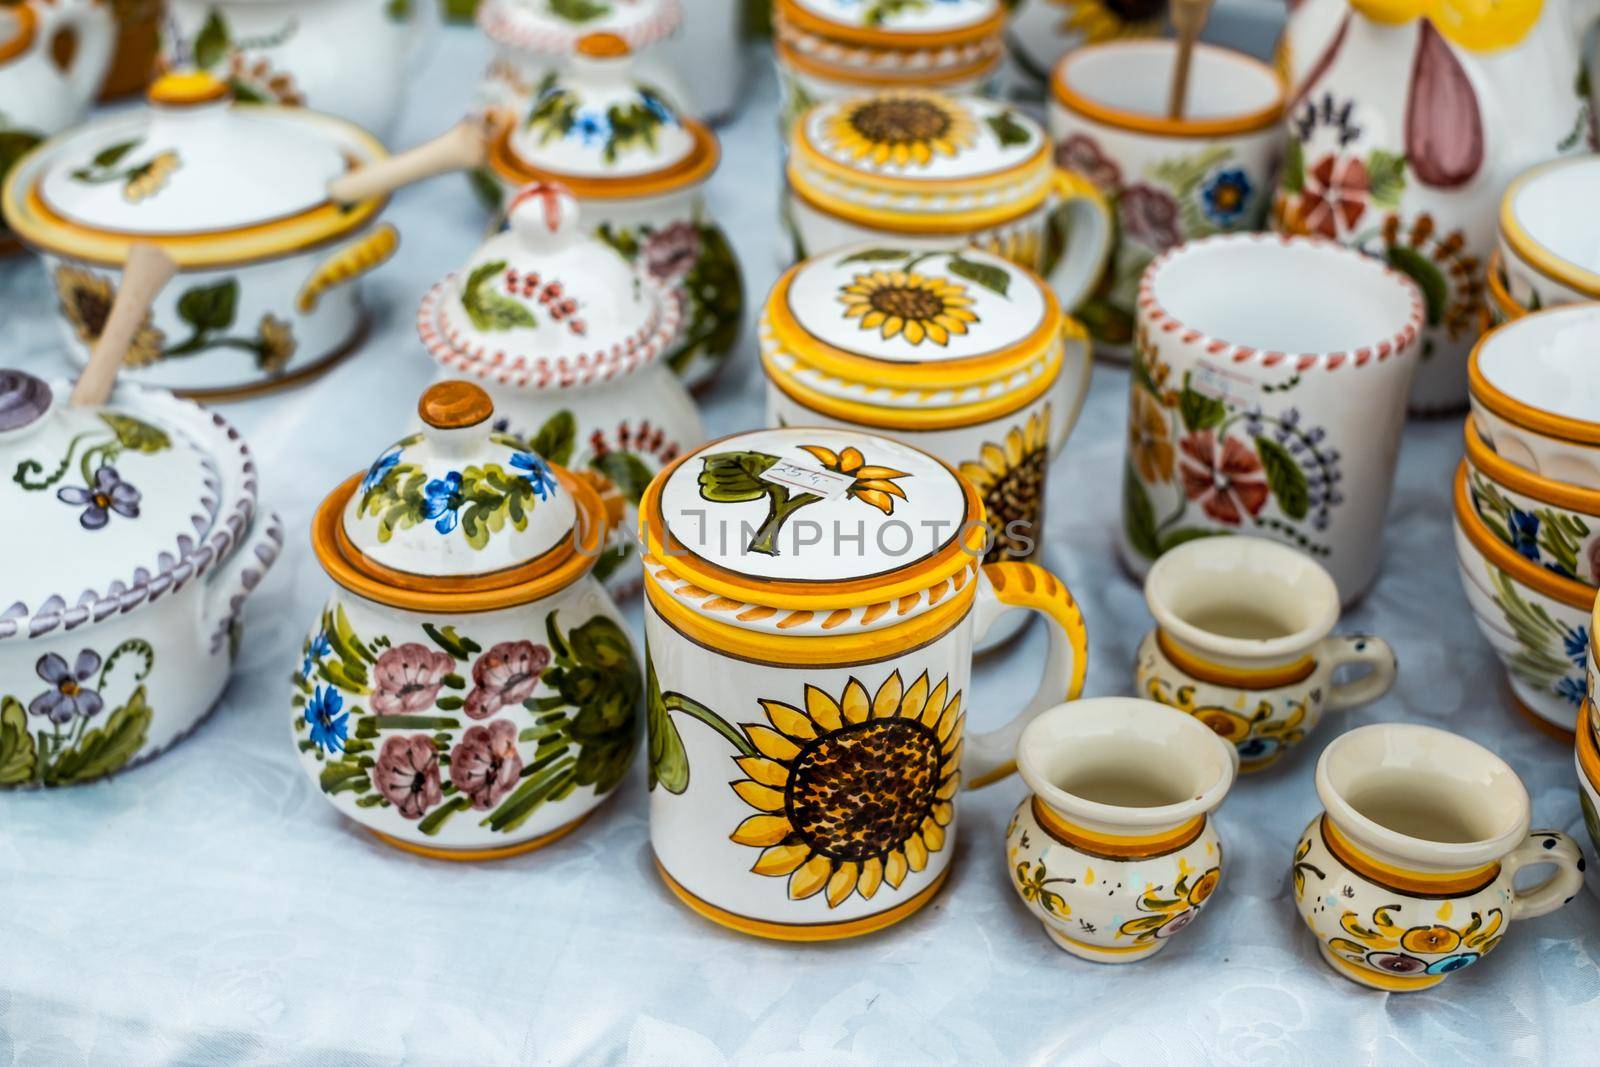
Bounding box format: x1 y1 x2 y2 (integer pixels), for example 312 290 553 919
327 113 505 206
70 243 178 408
1167 0 1215 121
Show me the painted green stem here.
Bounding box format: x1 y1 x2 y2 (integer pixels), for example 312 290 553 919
665 693 755 757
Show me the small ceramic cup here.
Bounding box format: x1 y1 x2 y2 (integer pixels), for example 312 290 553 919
1498 156 1600 314
1136 536 1397 772
1007 697 1237 963
1294 723 1585 993
1463 420 1600 589
1048 39 1285 359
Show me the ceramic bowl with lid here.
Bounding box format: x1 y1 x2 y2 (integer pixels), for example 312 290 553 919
292 380 641 860
2 70 398 400
418 181 703 594
1498 156 1600 313
641 426 1091 940
484 34 742 392
786 89 1111 315
0 368 281 787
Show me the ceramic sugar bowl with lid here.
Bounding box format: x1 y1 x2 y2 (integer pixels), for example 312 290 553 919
292 381 641 860
641 427 1091 940
418 182 702 593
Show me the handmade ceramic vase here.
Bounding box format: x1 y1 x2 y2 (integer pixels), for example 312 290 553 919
1048 39 1285 359
1498 156 1600 314
417 182 701 595
1006 697 1236 962
157 0 435 136
0 368 280 787
1119 234 1425 604
1004 0 1166 87
483 34 742 392
785 90 1112 316
1272 0 1600 413
655 0 753 125
1464 420 1600 589
1294 723 1584 992
292 380 640 860
3 71 398 400
1136 537 1398 773
642 427 1090 940
772 0 1006 137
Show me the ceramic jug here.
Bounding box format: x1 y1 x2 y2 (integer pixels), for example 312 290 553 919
1273 0 1600 413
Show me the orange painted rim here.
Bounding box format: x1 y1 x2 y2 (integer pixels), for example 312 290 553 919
785 170 1046 234
1485 249 1527 323
1576 701 1599 787
777 0 1006 51
1032 796 1206 859
1155 629 1317 690
0 3 37 63
489 118 719 200
1321 816 1500 898
367 806 595 861
1051 40 1285 140
1468 312 1600 447
1462 419 1600 515
1453 463 1597 611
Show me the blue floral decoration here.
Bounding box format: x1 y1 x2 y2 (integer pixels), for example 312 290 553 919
572 111 613 146
1565 625 1589 666
1557 675 1587 707
511 452 559 501
305 685 348 754
1507 508 1542 563
362 448 402 492
301 632 331 680
422 472 465 535
1425 953 1479 975
1201 167 1254 227
639 89 677 126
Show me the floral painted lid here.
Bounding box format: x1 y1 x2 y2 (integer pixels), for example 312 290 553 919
777 0 1004 46
417 182 682 388
478 0 683 57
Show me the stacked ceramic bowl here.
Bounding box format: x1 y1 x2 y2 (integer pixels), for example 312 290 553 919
1454 304 1600 739
1490 157 1600 326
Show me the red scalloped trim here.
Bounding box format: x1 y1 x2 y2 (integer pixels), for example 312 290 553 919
478 0 683 55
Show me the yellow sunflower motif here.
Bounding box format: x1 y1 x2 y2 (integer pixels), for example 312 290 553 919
1051 0 1166 44
839 270 979 346
728 670 964 908
798 444 909 515
960 405 1050 563
53 266 168 367
824 92 978 168
123 150 180 202
1118 863 1220 943
981 227 1043 271
256 313 298 373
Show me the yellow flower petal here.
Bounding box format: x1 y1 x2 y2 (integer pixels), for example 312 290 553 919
853 465 909 480
804 684 843 731
884 849 908 888
903 319 926 345
933 800 954 825
856 479 906 499
789 854 834 900
838 447 864 473
826 862 860 908
731 779 786 812
798 445 839 468
745 724 801 761
873 671 903 717
936 698 962 739
859 856 884 899
752 841 811 876
853 489 895 514
899 672 930 722
761 699 817 741
735 755 790 788
880 315 905 340
924 689 955 729
730 814 792 847
921 817 945 854
841 677 871 723
905 833 928 872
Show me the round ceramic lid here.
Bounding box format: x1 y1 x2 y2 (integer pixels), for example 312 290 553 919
643 427 983 597
339 382 579 580
418 182 680 387
0 370 225 622
478 0 682 56
780 0 1002 41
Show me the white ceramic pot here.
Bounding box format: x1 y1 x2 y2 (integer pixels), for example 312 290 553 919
0 369 281 787
158 0 435 136
1118 233 1425 605
292 380 640 859
1294 723 1584 992
1048 39 1285 359
1464 419 1600 588
1003 0 1166 86
654 0 752 125
641 427 1091 941
1498 156 1600 313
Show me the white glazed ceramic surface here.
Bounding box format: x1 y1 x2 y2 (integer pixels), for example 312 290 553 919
655 0 751 123
0 371 281 787
1273 1 1599 413
1006 697 1236 962
1048 39 1285 360
1464 421 1600 588
1118 234 1425 604
1294 723 1584 992
1003 0 1166 85
1498 156 1600 312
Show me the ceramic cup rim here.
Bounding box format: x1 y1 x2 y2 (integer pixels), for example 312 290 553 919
1451 462 1595 611
1468 304 1600 447
1017 697 1237 828
1500 156 1600 300
1144 535 1341 659
1462 419 1600 517
1315 722 1531 869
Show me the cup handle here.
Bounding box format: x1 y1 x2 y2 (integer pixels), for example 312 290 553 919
1050 317 1093 455
962 561 1090 790
1045 168 1113 315
25 0 114 105
1505 830 1585 921
1319 634 1398 712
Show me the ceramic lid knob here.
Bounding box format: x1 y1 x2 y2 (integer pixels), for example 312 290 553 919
576 31 632 60
146 70 232 109
506 182 581 251
0 370 53 435
417 380 495 459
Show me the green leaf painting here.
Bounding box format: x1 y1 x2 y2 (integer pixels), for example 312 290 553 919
3 639 159 789
1366 149 1407 208
461 260 538 332
947 254 1012 298
985 111 1033 148
1256 437 1309 521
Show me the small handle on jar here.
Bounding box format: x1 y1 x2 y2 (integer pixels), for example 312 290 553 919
1319 633 1398 712
963 561 1090 790
1505 830 1585 921
327 113 504 206
24 0 115 104
1045 169 1112 315
296 223 400 312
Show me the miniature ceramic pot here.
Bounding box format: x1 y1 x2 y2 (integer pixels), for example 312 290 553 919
1498 156 1600 314
642 427 1090 941
785 90 1112 315
1575 699 1600 868
293 381 641 860
1468 305 1600 490
1464 420 1600 588
1136 537 1397 773
1004 0 1166 86
772 0 1006 137
1048 39 1285 360
1118 234 1425 604
418 182 701 595
158 0 435 136
1293 723 1584 992
484 35 742 392
3 71 398 400
655 0 753 125
1485 251 1528 328
1453 463 1594 738
0 369 281 787
1272 1 1599 414
1006 697 1236 962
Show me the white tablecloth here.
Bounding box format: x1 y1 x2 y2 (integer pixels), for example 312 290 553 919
3 21 1598 1067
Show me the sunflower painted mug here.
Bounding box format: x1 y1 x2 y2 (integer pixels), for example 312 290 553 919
1135 537 1398 772
641 427 1090 941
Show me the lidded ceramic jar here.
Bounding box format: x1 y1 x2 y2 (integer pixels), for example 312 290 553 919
292 380 641 860
2 70 397 400
772 0 1007 135
417 181 702 594
0 367 281 787
785 90 1110 313
640 427 1091 940
482 32 742 392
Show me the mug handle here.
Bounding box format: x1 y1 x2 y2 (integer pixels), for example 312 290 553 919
34 0 114 105
1319 634 1398 712
1045 169 1113 315
963 561 1090 790
1504 830 1586 920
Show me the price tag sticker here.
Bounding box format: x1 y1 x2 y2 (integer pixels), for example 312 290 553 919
1189 360 1261 411
760 459 855 501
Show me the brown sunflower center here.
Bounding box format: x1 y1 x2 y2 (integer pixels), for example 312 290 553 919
787 718 941 862
868 285 946 322
849 99 951 146
984 446 1047 562
73 290 112 337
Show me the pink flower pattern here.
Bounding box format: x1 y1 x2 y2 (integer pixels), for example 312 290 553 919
1118 184 1182 252
370 643 455 716
449 719 523 810
371 735 443 819
1178 431 1270 526
464 641 550 720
